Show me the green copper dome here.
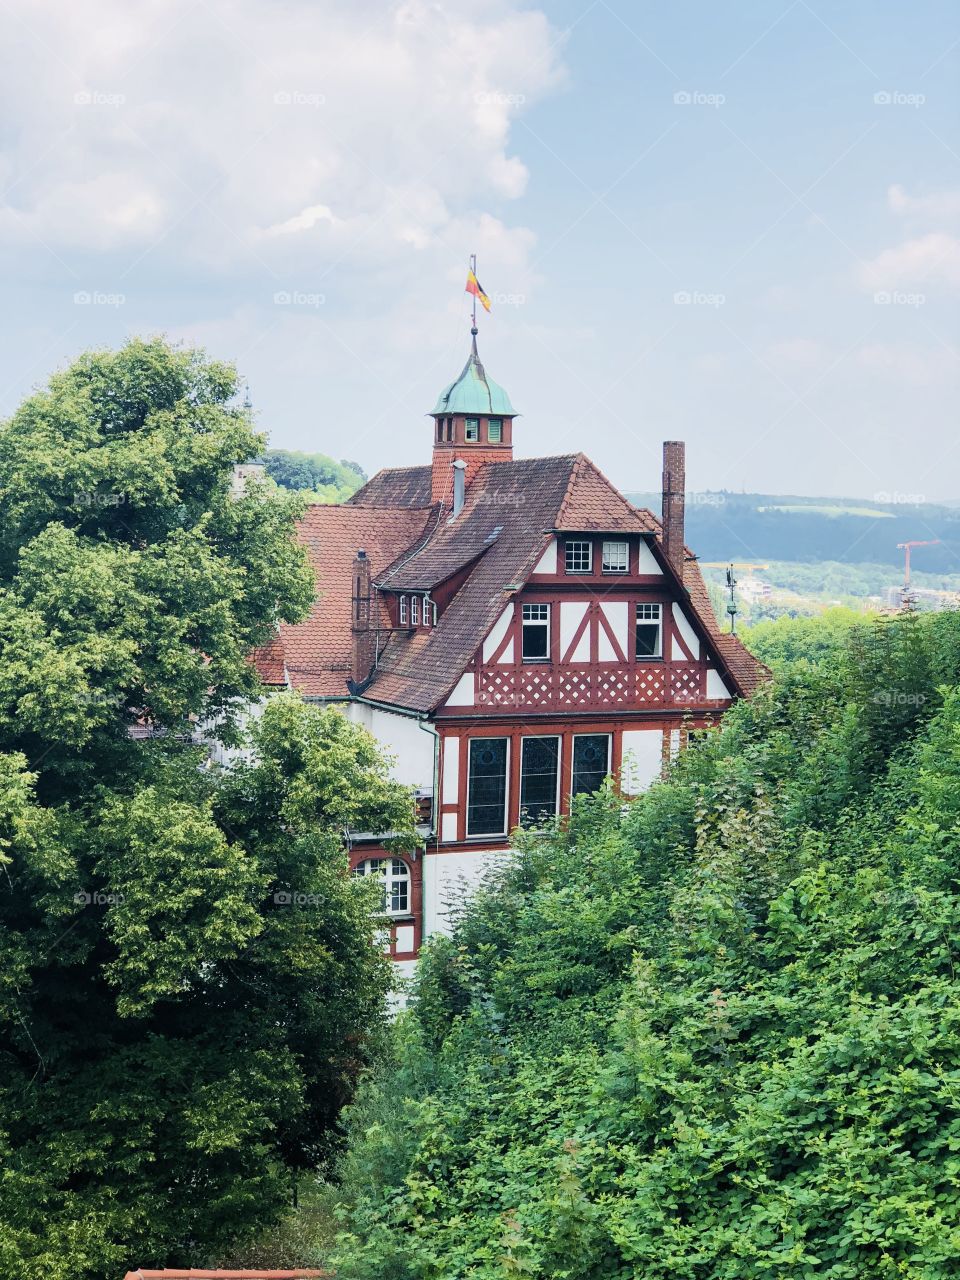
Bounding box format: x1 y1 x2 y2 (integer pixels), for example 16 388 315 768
431 337 515 416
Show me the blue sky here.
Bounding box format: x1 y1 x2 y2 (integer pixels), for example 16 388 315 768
1 0 958 498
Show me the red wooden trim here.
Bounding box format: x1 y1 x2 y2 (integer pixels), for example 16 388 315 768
670 604 696 662
487 601 517 665
457 732 469 842
559 602 592 664
596 603 628 663
509 730 523 833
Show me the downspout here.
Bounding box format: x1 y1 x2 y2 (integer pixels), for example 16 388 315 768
349 693 439 843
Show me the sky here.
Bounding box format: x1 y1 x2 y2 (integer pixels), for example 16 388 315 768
0 0 958 499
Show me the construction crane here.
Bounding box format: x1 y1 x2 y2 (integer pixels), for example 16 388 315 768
896 540 940 589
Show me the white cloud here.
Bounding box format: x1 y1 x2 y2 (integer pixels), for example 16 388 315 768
859 232 960 291
0 0 566 278
888 184 960 220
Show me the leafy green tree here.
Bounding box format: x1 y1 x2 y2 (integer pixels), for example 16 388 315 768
0 340 414 1280
263 449 366 503
324 609 960 1280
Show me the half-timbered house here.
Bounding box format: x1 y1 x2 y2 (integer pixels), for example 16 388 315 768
253 336 766 979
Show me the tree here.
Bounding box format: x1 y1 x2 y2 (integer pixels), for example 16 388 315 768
263 449 366 503
0 339 415 1280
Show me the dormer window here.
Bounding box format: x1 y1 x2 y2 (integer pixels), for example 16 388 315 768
399 595 408 625
465 418 479 442
488 418 502 443
602 540 629 573
565 540 593 574
411 596 420 626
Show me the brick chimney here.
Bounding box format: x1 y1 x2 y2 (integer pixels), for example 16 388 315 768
661 441 685 575
351 549 375 687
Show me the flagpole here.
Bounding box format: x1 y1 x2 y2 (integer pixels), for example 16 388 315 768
470 252 477 334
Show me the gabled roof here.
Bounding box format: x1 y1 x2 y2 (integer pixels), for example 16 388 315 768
556 454 660 536
252 453 768 710
349 464 432 508
253 503 435 698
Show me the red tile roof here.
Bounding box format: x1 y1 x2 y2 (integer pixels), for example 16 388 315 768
555 453 660 536
250 630 286 686
252 502 434 698
349 464 432 508
252 453 767 709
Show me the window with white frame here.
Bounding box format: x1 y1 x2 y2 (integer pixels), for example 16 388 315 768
521 603 550 661
399 595 408 625
519 736 560 826
352 857 410 914
487 417 503 442
602 540 629 573
572 734 610 796
565 540 593 573
411 595 420 626
467 738 509 837
635 602 663 658
465 418 479 442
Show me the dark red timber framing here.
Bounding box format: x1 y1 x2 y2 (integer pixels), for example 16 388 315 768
250 338 769 963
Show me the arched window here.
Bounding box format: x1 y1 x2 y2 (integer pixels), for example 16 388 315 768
353 857 410 915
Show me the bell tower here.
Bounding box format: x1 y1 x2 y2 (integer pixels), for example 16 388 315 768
430 330 516 507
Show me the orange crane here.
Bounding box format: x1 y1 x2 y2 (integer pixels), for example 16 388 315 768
896 539 940 588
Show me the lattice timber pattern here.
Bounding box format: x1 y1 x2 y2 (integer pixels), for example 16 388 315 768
476 663 708 709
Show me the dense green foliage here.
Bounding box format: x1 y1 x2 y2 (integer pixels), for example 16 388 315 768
327 610 960 1279
264 448 366 503
0 341 413 1280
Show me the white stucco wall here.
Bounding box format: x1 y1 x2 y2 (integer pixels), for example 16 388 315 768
423 848 511 936
343 702 435 789
620 728 664 794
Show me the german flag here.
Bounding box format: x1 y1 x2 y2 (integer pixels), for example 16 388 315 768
465 268 491 312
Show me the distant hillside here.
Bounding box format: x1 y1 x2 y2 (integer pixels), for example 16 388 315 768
264 449 366 503
626 491 960 574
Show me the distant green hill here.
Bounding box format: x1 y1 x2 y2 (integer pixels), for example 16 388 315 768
263 449 366 503
626 491 960 574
